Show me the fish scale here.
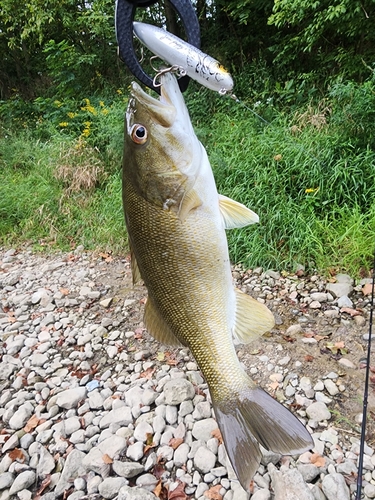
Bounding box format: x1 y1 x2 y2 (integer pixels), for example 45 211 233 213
122 72 313 490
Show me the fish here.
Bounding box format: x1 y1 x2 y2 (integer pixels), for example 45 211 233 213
133 21 234 94
122 72 313 490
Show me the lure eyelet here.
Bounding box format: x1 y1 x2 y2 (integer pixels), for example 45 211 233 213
130 124 148 144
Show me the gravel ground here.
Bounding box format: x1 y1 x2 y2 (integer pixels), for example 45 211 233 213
0 246 374 500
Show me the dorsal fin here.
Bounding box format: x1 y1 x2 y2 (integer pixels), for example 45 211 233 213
233 288 275 343
144 297 183 346
219 194 259 229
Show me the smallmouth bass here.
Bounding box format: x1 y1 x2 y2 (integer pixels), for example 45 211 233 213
122 72 313 490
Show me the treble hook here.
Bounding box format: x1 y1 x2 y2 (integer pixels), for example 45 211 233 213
151 59 187 88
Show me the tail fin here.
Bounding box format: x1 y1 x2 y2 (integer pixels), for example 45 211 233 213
213 383 313 491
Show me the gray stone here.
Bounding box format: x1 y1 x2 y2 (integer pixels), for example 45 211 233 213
88 389 105 409
165 405 178 424
64 416 81 436
134 421 153 442
112 460 144 478
326 282 353 298
322 473 350 500
125 386 144 408
31 289 52 306
297 464 320 482
163 378 195 405
269 465 314 500
192 418 218 442
324 379 339 396
55 449 86 497
100 298 113 308
364 484 375 499
251 490 271 500
338 358 355 369
336 460 357 475
98 477 129 499
193 446 217 474
2 433 19 452
55 387 86 409
337 295 353 308
9 471 36 496
260 447 282 466
0 363 17 380
152 415 166 434
126 442 144 462
36 446 55 478
196 483 209 497
142 389 158 406
67 492 85 500
174 443 190 467
309 301 321 309
336 273 353 283
285 324 303 336
310 484 327 500
306 402 331 422
9 403 33 430
179 400 194 417
0 472 14 490
82 448 111 477
100 407 133 429
310 293 328 302
135 473 158 491
96 435 127 458
192 401 212 420
320 429 338 446
118 485 158 500
156 445 174 461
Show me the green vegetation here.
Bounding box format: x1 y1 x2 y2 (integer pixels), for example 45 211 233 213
1 1 374 275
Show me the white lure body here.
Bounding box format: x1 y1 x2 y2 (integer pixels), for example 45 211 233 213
133 21 234 94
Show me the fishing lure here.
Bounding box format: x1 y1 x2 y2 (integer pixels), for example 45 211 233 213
133 21 234 94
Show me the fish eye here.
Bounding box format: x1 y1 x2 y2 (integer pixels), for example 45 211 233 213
130 124 148 145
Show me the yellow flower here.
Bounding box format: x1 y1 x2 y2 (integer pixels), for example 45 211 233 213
59 122 69 127
67 112 76 119
83 121 92 128
81 128 90 137
101 108 109 115
99 101 105 107
116 89 123 95
305 187 319 194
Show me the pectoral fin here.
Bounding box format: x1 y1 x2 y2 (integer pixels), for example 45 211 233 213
219 194 259 229
233 288 275 343
144 297 183 346
178 189 202 222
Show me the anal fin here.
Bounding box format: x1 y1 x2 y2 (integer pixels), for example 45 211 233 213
233 288 275 343
130 245 142 285
219 194 259 229
144 297 182 346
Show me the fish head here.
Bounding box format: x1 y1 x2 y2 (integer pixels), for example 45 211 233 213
124 72 202 210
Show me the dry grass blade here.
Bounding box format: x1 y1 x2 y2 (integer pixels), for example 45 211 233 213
54 139 107 194
293 101 331 131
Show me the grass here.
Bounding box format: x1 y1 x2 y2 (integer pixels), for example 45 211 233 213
0 76 374 276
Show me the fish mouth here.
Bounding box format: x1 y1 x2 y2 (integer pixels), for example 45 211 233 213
129 72 190 129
